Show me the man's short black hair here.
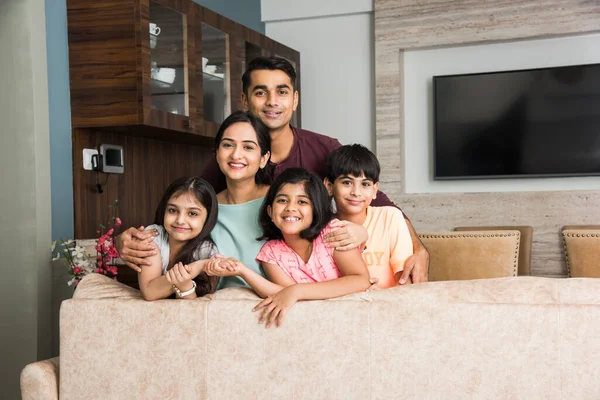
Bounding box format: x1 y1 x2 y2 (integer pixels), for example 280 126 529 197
325 144 380 183
258 168 333 242
242 56 297 96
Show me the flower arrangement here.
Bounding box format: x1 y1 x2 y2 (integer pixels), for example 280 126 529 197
52 200 122 287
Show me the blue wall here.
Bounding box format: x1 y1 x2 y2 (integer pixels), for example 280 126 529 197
197 0 264 33
45 0 263 240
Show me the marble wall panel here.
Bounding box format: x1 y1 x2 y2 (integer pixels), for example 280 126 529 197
374 0 600 277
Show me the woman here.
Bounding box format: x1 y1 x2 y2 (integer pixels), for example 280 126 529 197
209 111 271 288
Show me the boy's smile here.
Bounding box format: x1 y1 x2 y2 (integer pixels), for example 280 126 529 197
325 174 379 224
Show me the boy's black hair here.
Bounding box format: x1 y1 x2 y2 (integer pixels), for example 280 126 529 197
214 110 272 185
325 144 380 183
258 168 333 242
242 56 297 96
154 176 219 296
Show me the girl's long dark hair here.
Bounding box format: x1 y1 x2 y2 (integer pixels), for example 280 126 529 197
258 168 333 242
214 110 273 185
154 176 219 296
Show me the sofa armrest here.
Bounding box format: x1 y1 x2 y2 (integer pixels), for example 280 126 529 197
419 230 520 281
20 357 59 400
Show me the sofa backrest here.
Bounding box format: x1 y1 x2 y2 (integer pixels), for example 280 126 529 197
58 274 600 399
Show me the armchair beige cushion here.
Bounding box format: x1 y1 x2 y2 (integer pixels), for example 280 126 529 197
420 231 520 281
455 225 533 276
562 227 600 278
20 357 59 400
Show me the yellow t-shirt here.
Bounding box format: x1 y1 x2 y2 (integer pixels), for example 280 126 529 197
362 206 413 288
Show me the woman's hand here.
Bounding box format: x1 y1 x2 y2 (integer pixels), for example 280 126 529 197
253 285 300 328
115 226 159 272
165 262 194 291
324 220 368 251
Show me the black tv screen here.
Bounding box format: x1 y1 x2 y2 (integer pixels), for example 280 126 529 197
433 63 600 179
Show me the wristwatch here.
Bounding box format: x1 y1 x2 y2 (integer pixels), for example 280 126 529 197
172 280 197 298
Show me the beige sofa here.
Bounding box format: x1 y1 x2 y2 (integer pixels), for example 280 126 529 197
22 271 600 399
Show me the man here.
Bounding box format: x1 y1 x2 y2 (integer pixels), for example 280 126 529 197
118 57 428 284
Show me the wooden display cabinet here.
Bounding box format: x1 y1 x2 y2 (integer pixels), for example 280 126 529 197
66 0 301 144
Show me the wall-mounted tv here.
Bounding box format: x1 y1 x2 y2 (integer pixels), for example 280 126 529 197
433 63 600 180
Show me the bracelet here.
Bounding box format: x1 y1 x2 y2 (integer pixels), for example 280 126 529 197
172 280 197 298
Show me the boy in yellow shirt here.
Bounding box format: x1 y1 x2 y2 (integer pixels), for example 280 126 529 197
324 144 413 288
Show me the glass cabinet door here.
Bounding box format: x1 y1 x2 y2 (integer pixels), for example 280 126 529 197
201 23 230 124
149 1 189 117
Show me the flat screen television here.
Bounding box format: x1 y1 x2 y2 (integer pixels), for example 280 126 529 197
433 63 600 180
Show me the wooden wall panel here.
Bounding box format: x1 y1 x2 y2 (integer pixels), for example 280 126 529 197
72 128 213 238
67 0 140 127
374 0 600 277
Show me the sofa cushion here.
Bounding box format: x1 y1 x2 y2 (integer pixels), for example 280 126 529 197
454 225 533 275
562 229 600 278
419 230 520 281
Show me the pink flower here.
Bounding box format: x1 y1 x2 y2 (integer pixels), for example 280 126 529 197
73 266 82 274
107 228 114 236
115 218 122 227
95 268 102 273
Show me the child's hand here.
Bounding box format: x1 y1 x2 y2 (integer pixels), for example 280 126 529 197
366 277 381 291
204 256 243 277
324 220 368 251
165 262 194 290
253 286 299 328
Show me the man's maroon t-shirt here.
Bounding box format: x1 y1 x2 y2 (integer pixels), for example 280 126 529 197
200 126 407 218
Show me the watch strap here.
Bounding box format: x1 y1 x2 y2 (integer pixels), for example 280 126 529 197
173 280 197 298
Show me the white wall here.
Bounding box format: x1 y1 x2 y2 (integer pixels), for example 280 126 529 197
262 0 374 149
404 33 600 193
0 0 52 397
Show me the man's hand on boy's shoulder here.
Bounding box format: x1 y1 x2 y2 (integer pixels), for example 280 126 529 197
399 248 429 284
116 226 159 272
324 220 368 251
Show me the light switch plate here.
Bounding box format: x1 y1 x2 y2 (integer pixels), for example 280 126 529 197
82 148 98 170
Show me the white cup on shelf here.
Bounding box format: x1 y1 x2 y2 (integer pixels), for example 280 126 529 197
204 65 217 74
150 22 161 36
202 57 209 71
152 67 176 84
